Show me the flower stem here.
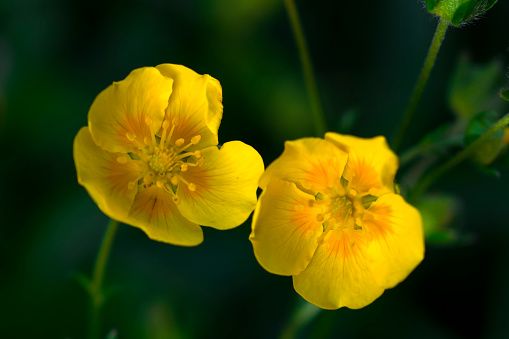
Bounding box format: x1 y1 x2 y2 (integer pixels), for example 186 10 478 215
284 0 327 137
88 219 119 339
279 300 322 339
392 18 449 152
412 112 509 199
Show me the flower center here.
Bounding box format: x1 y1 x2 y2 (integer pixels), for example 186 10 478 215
120 116 205 204
314 178 378 233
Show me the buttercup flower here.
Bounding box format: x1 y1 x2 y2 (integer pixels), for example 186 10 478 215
250 133 424 309
74 64 264 246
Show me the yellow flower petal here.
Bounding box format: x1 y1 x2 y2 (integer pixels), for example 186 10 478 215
260 138 348 194
128 185 203 246
177 141 264 230
250 179 324 276
324 133 398 194
88 67 173 153
293 229 385 310
156 64 223 150
363 193 425 288
73 127 140 221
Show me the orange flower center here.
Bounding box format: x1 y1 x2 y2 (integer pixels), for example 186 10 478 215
315 178 378 233
121 116 204 204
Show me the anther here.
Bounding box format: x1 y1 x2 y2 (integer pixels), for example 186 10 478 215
180 163 188 171
316 214 324 222
170 175 179 186
162 120 170 130
126 132 136 141
143 136 150 145
116 155 128 164
194 150 202 158
156 180 165 188
172 195 181 205
175 138 185 147
191 135 201 145
349 189 358 197
196 158 205 167
172 117 179 126
188 183 197 191
145 115 153 126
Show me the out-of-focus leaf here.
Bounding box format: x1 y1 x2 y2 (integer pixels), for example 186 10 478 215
336 108 357 134
448 55 503 123
465 110 505 165
416 194 459 245
500 89 509 102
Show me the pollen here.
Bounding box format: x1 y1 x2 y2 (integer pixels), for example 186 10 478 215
175 138 185 147
188 183 197 191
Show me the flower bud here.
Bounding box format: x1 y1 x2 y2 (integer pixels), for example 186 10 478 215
426 0 498 26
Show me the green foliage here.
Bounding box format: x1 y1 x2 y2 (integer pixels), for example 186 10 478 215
464 110 505 165
416 194 458 245
500 89 509 102
428 0 499 26
448 56 503 123
426 0 438 11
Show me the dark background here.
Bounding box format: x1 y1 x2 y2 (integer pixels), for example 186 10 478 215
1 0 509 338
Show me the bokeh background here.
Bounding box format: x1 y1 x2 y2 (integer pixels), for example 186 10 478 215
1 0 509 338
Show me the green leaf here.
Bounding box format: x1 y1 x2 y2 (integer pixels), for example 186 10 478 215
464 110 505 165
500 89 509 102
448 55 503 122
483 0 498 12
426 0 437 11
416 194 458 244
451 1 476 26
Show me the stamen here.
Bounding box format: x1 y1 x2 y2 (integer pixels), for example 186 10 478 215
145 115 153 126
316 214 324 222
170 175 179 186
156 180 165 188
126 132 136 141
196 158 205 167
191 135 201 145
188 183 197 191
180 163 189 172
175 138 185 147
159 120 171 147
194 150 202 158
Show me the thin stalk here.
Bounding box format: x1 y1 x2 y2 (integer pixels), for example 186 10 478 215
284 0 327 137
279 300 322 339
412 113 509 199
88 219 119 339
392 18 449 152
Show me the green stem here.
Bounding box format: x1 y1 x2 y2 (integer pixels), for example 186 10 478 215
412 112 509 199
279 300 322 339
284 0 327 137
399 135 463 167
392 18 449 152
88 219 119 339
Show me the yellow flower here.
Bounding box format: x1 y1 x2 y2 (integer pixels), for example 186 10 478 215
249 133 424 309
74 64 264 246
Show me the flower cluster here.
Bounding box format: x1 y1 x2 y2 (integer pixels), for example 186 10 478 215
74 64 264 246
249 133 425 309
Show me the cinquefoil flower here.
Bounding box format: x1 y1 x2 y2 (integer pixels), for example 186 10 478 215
250 133 424 309
74 64 264 246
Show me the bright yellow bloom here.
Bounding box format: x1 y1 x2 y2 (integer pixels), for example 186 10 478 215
250 133 424 309
74 64 264 246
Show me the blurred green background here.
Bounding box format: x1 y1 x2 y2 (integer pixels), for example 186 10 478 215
1 0 509 338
